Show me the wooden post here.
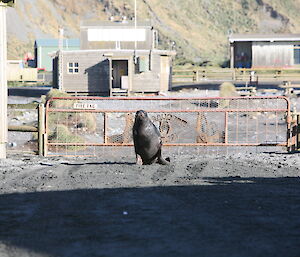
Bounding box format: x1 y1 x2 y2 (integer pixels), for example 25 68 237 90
0 5 7 158
38 103 45 156
297 114 300 151
193 70 196 82
230 43 234 68
196 70 199 82
232 68 236 81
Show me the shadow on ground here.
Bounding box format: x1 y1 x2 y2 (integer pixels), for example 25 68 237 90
171 81 285 91
8 87 52 97
0 177 300 257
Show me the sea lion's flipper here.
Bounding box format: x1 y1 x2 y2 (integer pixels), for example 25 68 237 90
157 149 170 165
158 157 170 165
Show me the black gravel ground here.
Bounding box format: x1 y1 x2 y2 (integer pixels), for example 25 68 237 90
0 152 300 257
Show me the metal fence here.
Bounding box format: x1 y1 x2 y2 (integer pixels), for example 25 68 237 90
44 96 291 157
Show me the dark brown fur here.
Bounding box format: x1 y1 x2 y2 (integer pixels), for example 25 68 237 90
132 110 169 165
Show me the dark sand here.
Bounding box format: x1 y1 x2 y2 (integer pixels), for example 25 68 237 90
0 151 299 257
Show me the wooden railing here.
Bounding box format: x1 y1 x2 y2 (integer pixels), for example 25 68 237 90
8 103 45 155
172 68 300 84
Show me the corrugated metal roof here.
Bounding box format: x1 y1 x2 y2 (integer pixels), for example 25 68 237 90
81 20 152 29
229 33 300 42
35 39 80 47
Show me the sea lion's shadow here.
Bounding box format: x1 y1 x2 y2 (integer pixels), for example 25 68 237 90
60 161 136 166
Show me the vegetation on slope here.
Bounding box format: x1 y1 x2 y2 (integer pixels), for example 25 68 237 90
7 0 300 67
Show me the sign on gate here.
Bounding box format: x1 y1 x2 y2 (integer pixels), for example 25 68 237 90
73 103 97 110
45 96 291 156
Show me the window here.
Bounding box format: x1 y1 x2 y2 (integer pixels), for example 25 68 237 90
134 56 150 74
68 62 79 74
138 56 150 72
294 45 300 65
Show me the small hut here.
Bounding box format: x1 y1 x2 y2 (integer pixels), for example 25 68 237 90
53 20 175 95
229 33 300 68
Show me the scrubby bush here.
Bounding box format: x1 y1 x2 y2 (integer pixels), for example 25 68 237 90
43 90 97 151
76 113 97 132
42 89 75 108
219 82 237 97
219 82 238 107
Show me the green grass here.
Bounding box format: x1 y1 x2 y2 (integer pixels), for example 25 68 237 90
7 81 47 88
8 103 39 109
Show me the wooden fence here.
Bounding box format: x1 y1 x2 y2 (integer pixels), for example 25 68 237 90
172 68 300 84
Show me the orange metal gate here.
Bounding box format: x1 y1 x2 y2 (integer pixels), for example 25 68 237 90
44 96 291 156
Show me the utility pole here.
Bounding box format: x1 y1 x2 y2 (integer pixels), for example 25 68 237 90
0 0 15 159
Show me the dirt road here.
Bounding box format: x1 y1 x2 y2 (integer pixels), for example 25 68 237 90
0 152 299 257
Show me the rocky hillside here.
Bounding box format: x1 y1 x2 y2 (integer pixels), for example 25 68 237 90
6 0 300 66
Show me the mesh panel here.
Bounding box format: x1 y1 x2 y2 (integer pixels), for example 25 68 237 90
45 97 290 156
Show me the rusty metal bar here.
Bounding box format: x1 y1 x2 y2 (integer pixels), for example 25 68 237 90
47 108 289 113
104 112 108 144
224 112 228 144
48 95 290 102
47 142 287 147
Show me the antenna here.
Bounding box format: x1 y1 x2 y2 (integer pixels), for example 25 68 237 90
134 0 137 63
59 27 64 50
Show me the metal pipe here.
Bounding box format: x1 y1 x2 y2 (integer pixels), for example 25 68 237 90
134 0 137 51
104 112 108 144
47 108 289 113
48 95 290 101
224 112 228 144
47 142 287 147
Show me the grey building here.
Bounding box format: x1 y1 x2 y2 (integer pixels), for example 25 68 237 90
53 20 175 95
229 34 300 68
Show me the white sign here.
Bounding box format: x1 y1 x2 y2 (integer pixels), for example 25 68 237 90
73 103 97 110
88 28 146 42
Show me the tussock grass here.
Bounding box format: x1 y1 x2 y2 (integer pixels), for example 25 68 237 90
49 124 86 151
219 82 238 108
44 90 97 152
219 82 237 97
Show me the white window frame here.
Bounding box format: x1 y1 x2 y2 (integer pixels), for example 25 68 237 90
67 62 79 74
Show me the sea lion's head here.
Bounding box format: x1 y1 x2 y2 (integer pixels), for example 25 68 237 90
135 110 148 122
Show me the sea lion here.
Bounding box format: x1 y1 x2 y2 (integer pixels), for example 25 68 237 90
132 110 169 165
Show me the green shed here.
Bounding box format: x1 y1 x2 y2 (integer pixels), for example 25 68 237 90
34 39 80 71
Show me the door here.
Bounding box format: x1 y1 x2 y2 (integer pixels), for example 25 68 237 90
234 42 252 68
160 56 171 91
112 60 128 88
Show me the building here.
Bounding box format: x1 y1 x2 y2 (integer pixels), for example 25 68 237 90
52 20 175 95
35 39 80 71
6 60 37 81
229 34 300 68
